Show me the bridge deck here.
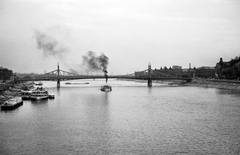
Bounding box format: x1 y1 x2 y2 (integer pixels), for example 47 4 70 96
16 75 191 82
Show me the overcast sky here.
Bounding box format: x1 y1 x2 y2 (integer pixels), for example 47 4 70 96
1 0 240 74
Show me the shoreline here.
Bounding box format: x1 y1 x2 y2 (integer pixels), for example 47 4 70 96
118 78 240 90
183 79 240 90
0 81 34 104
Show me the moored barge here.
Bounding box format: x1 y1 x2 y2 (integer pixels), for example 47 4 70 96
1 97 23 110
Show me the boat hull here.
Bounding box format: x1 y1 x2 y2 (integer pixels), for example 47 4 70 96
101 85 112 92
30 96 49 100
1 101 23 110
22 96 31 100
101 88 112 92
48 95 55 99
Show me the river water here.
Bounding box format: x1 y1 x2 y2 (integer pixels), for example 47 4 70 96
1 79 240 155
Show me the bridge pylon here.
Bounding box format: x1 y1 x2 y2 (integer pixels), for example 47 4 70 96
148 63 152 87
57 63 60 88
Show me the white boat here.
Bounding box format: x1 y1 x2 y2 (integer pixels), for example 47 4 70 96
21 90 32 100
101 84 112 92
1 97 23 110
30 87 49 100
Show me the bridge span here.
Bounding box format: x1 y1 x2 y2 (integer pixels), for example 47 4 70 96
16 75 191 82
16 64 192 87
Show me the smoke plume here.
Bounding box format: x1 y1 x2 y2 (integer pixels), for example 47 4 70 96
82 51 109 71
34 30 69 59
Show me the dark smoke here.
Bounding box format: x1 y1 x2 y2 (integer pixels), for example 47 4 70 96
82 51 109 71
34 31 69 59
98 54 109 70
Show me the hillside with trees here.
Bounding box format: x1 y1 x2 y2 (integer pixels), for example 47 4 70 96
215 56 240 79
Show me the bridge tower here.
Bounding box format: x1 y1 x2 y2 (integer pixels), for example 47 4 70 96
148 63 152 87
57 63 60 88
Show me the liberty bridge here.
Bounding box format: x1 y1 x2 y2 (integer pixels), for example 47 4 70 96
16 63 192 88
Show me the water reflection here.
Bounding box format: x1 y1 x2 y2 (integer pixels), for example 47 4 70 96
1 106 22 114
75 90 112 154
102 91 110 104
30 99 49 110
148 86 152 94
31 99 49 104
56 86 61 96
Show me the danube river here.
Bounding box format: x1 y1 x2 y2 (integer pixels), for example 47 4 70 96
1 79 240 155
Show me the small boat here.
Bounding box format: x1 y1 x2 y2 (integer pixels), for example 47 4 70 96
21 90 32 100
30 87 49 100
101 84 112 92
48 93 55 99
1 97 23 110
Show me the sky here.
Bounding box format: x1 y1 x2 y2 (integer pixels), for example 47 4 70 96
0 0 240 75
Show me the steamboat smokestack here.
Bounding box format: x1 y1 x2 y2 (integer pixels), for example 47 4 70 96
103 69 108 83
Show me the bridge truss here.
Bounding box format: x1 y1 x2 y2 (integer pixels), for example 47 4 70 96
39 69 79 77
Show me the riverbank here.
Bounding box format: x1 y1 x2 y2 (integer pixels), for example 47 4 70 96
183 79 240 90
118 78 240 90
0 81 34 104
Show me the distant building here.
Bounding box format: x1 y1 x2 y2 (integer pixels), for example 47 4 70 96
0 67 13 81
135 68 183 78
172 65 182 70
134 64 218 79
135 70 148 78
154 68 183 77
16 73 38 79
197 66 215 70
195 66 215 78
